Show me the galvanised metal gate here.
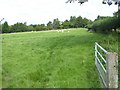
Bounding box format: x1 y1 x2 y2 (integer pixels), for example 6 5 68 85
95 42 118 88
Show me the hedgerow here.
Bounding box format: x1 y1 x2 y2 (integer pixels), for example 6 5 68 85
88 17 120 33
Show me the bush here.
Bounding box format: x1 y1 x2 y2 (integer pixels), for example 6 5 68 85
88 17 120 33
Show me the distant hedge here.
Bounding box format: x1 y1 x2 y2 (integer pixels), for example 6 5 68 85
88 17 120 33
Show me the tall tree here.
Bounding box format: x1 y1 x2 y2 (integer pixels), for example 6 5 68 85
82 18 92 27
47 21 53 30
2 21 10 33
69 16 77 28
53 18 60 29
10 22 28 32
76 16 83 28
27 26 34 31
62 20 70 29
35 24 48 31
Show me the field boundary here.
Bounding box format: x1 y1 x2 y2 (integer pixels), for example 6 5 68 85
95 42 118 88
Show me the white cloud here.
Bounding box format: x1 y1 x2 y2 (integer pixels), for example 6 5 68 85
0 0 118 25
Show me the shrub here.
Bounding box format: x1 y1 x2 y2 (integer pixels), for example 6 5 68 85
89 17 120 33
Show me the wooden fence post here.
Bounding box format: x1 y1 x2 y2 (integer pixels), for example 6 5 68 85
106 52 118 88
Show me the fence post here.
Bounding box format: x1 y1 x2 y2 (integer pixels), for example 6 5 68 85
106 52 118 88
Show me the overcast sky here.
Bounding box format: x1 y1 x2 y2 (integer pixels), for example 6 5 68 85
0 0 118 25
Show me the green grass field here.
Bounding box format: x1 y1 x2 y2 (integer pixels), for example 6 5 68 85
2 28 118 88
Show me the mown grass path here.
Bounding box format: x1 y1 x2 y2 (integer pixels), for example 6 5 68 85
2 28 118 88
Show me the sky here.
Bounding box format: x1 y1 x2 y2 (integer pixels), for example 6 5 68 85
0 0 118 25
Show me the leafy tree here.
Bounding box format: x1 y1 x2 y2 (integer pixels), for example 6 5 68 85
35 25 42 31
76 16 83 28
113 10 120 18
10 22 28 32
2 21 10 33
59 24 64 29
35 24 48 31
94 15 111 21
30 24 37 28
2 15 93 33
53 18 60 29
47 21 53 30
82 18 92 27
69 16 91 28
62 20 70 29
27 26 34 31
69 16 77 28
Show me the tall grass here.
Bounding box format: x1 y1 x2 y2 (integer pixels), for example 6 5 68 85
2 28 118 88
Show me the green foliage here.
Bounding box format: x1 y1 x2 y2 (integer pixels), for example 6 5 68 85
52 18 61 29
2 15 91 33
69 16 76 28
76 16 83 28
62 20 70 29
2 21 10 33
27 26 34 31
95 15 111 21
47 21 53 30
89 17 120 33
10 22 28 32
114 10 120 17
69 16 91 28
35 24 48 31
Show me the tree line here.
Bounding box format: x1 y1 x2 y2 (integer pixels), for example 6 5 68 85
2 12 120 34
2 16 92 33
